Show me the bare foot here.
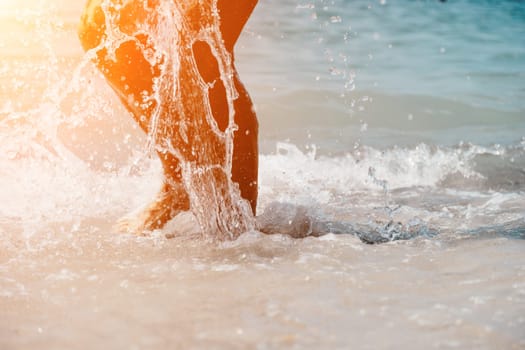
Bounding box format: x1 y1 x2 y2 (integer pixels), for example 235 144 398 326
116 182 190 235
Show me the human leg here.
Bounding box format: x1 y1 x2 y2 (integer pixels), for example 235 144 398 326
78 0 259 232
191 40 258 213
78 0 190 231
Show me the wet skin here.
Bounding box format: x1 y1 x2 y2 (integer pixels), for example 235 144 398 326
78 0 259 231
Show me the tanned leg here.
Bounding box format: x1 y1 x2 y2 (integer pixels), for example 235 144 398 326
193 0 259 212
78 0 259 232
191 40 259 214
78 0 189 232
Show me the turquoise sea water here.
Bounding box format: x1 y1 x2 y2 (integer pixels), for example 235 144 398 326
242 0 525 110
238 0 525 150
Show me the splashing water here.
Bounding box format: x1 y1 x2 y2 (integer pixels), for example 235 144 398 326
82 0 255 239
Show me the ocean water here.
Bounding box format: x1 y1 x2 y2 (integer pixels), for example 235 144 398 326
1 0 525 348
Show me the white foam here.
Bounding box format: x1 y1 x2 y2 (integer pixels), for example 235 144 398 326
259 142 485 205
0 145 162 226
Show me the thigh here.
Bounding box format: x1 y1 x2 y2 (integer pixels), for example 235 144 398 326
79 0 160 132
216 0 258 51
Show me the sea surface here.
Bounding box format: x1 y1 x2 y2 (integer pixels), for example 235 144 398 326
1 0 525 349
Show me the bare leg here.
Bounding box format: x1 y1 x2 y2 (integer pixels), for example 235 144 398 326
78 0 258 232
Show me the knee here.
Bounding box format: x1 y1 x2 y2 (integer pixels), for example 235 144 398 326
78 0 106 51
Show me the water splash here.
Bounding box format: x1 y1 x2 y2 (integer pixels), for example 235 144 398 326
84 0 255 239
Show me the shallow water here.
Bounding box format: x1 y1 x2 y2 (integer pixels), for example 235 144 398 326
2 229 525 349
1 0 525 348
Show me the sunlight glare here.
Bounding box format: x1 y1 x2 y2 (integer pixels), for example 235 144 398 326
0 0 14 8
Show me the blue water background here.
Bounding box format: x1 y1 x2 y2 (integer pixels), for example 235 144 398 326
240 0 525 111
